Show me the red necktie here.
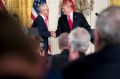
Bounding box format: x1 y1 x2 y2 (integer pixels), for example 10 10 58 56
68 15 73 30
45 18 48 30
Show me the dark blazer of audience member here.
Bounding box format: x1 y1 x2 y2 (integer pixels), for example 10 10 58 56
54 1 91 39
50 33 69 72
32 3 51 53
46 33 69 79
63 6 120 79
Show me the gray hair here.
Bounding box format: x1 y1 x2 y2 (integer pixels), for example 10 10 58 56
69 27 91 53
58 32 69 49
39 3 47 13
96 6 120 44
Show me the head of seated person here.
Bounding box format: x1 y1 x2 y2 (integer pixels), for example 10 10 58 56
68 27 90 61
0 13 47 79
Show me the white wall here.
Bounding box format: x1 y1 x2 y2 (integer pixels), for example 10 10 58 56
86 0 110 29
47 0 110 55
47 0 61 54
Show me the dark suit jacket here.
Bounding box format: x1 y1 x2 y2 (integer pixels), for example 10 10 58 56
63 44 120 79
46 49 69 79
50 49 69 73
56 12 91 37
32 15 51 52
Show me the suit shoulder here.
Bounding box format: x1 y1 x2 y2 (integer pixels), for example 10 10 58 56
58 16 65 23
32 15 43 27
59 14 67 19
74 12 84 16
35 15 43 20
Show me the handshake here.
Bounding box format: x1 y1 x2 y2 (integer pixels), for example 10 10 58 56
50 31 56 38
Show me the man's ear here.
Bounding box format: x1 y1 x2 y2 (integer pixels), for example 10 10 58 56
94 29 100 51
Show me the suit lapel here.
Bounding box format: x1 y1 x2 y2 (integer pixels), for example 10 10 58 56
73 12 78 29
64 15 71 32
40 15 48 30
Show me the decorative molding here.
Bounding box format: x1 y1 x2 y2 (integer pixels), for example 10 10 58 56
75 0 94 16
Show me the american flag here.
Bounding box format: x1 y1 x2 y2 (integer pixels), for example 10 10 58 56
31 0 46 24
0 0 7 14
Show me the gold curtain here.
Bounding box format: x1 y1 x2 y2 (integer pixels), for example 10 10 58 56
5 0 34 27
110 0 120 6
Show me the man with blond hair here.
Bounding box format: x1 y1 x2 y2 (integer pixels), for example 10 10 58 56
51 1 93 42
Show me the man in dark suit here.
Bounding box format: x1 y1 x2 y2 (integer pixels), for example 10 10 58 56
50 33 69 73
63 6 120 79
46 33 69 79
51 1 92 40
32 3 51 53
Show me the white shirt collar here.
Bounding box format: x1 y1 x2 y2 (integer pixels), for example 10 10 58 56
70 12 73 17
40 14 46 20
68 12 73 21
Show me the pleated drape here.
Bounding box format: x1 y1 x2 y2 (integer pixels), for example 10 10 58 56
5 0 34 27
110 0 120 6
